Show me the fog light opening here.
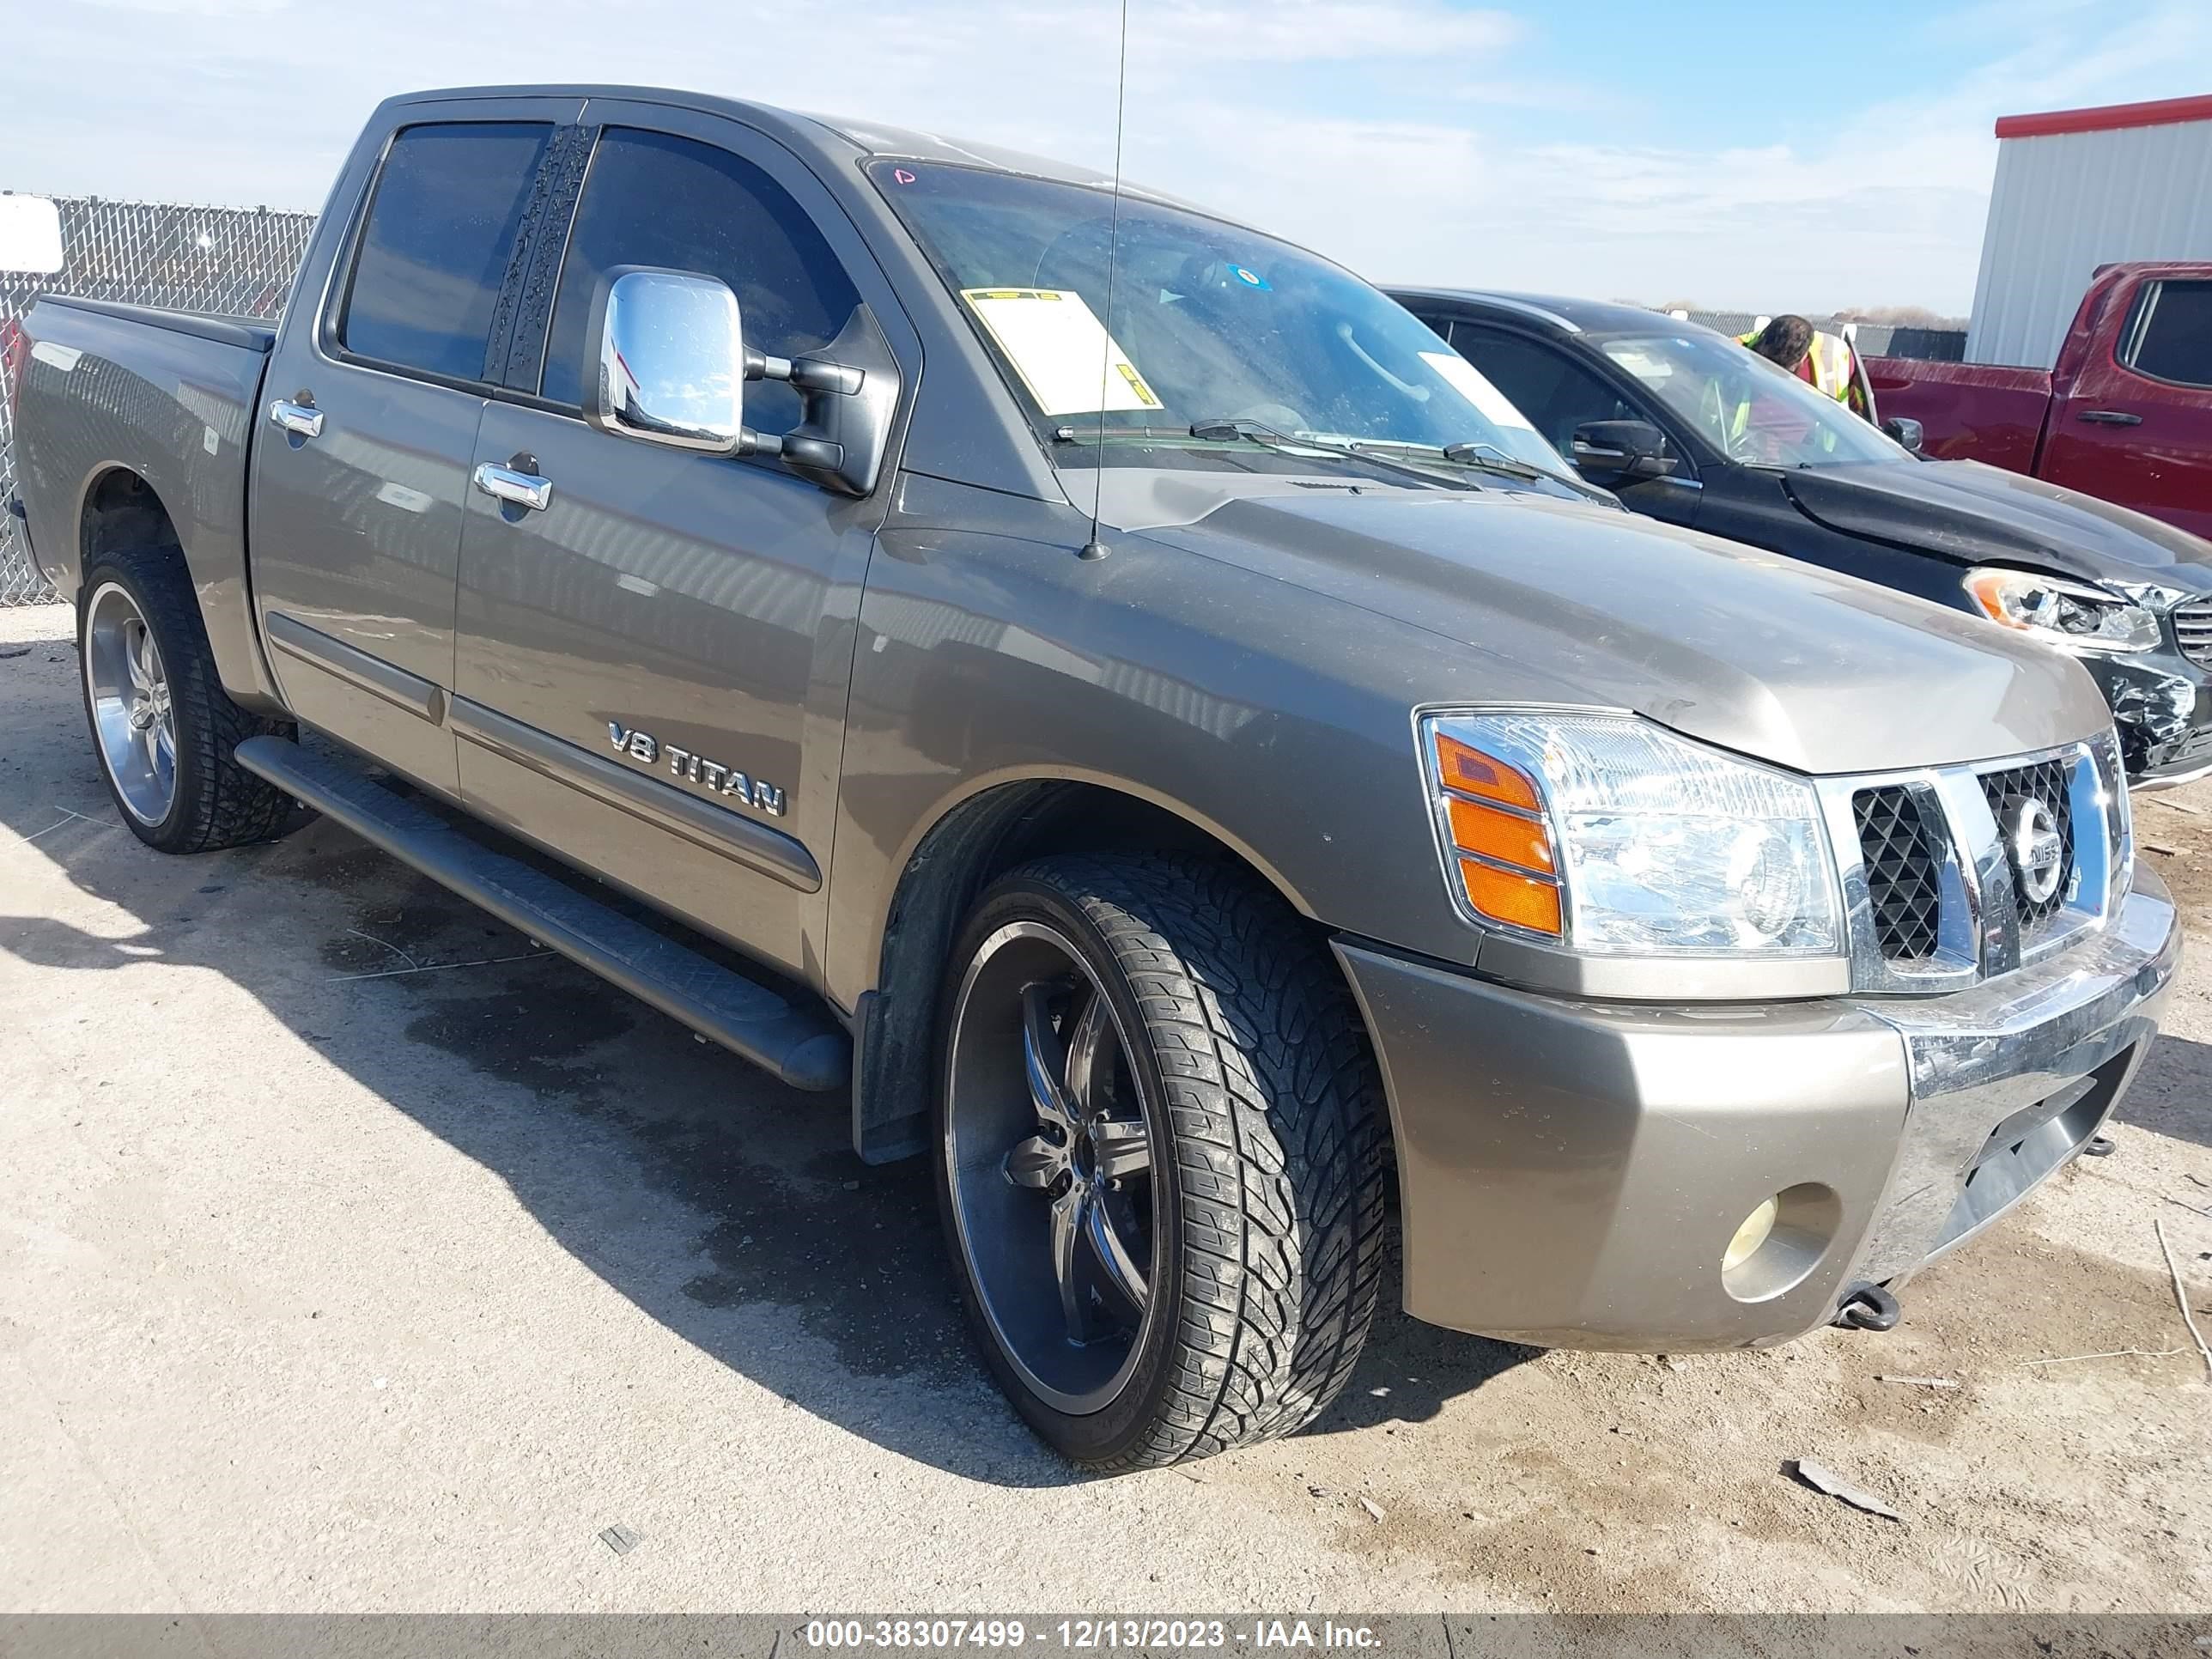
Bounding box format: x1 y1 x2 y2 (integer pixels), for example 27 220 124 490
1721 1182 1843 1304
1722 1197 1778 1273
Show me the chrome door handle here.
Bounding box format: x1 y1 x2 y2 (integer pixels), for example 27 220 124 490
2078 410 2142 427
472 462 553 511
268 398 324 438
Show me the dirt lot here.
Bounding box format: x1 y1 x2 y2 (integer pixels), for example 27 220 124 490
2 601 2208 1613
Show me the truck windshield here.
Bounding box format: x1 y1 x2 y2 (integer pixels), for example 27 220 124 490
1599 332 1906 469
873 161 1572 482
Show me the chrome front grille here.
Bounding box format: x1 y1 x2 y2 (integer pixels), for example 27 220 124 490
1977 757 2075 941
1820 734 2130 994
2175 600 2212 667
1852 786 1942 961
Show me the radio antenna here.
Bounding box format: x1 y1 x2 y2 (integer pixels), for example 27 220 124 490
1078 0 1130 562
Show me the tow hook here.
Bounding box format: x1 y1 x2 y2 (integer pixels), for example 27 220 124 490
1831 1282 1902 1332
2082 1135 2117 1158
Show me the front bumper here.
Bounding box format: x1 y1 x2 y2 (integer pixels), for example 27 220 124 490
1335 866 2180 1350
2086 652 2212 787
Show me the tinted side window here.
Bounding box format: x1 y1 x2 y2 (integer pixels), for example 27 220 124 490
542 129 860 434
2128 281 2212 389
341 122 550 383
1451 328 1638 453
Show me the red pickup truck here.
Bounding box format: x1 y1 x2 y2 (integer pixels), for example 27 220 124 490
1869 262 2212 539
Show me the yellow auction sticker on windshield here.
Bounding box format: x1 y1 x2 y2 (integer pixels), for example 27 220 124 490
961 288 1163 416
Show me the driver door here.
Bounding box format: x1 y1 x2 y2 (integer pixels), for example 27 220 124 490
2041 276 2212 539
451 106 914 981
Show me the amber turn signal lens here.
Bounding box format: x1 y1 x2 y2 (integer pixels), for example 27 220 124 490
1435 733 1543 813
1962 569 2024 627
1445 796 1553 874
1458 858 1563 936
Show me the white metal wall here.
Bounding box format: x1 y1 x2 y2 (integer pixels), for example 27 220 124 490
1966 118 2212 370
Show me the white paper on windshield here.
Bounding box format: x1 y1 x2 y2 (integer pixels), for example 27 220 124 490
1602 344 1674 385
961 288 1163 416
0 195 64 275
1419 349 1534 432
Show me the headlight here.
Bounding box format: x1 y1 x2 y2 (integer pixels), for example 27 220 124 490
1419 711 1842 957
1963 568 2159 653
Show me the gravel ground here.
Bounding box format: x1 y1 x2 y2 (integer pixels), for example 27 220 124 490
2 601 2208 1613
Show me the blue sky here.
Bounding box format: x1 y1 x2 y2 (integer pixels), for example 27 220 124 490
5 0 2208 313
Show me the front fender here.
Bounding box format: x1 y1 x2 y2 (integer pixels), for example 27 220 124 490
824 478 1502 1012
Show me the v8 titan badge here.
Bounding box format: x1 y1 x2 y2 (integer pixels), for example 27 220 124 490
608 721 786 817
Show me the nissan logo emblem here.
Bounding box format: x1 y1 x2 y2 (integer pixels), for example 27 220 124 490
2008 797 2066 907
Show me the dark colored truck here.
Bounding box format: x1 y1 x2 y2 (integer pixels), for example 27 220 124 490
1392 289 2212 786
8 86 2179 1470
1867 263 2212 540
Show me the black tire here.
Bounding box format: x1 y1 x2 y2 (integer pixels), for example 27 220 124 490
78 545 305 854
933 854 1389 1470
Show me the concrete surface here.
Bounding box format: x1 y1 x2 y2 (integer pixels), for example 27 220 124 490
2 601 2208 1613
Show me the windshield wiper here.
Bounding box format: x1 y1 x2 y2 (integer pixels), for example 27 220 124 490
1053 422 1196 442
1187 420 1477 491
1285 431 1607 500
1435 440 1613 501
1439 441 1545 481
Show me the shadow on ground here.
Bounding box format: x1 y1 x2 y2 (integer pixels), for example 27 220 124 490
2117 1031 2212 1153
0 660 1533 1484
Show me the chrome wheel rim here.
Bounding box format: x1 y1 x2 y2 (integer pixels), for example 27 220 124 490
84 582 178 826
945 920 1161 1414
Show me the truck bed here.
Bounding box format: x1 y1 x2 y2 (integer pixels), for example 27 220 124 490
1864 356 2052 471
10 293 278 708
29 295 280 354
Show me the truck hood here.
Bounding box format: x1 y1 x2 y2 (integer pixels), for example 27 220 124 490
1141 484 2112 776
1780 459 2212 592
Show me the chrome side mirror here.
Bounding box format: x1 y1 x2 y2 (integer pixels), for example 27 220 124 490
581 264 902 497
585 266 748 453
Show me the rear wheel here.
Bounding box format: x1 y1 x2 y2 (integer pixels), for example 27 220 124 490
79 546 303 854
935 854 1389 1469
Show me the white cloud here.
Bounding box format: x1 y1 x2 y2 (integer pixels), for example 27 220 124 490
69 0 287 10
3 0 2206 314
1449 76 1615 112
1126 0 1521 61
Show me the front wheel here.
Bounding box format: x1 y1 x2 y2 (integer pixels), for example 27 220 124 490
934 854 1389 1470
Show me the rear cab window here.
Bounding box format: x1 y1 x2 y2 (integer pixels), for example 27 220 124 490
337 121 551 384
2122 280 2212 389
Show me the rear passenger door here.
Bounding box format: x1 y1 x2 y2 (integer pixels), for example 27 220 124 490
451 105 914 982
2042 276 2212 539
252 99 581 795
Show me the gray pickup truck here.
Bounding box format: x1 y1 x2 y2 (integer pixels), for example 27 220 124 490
9 85 2180 1471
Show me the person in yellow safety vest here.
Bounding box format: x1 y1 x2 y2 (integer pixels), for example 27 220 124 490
1738 314 1875 421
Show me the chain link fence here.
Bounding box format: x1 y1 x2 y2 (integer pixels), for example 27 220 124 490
1 195 315 605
